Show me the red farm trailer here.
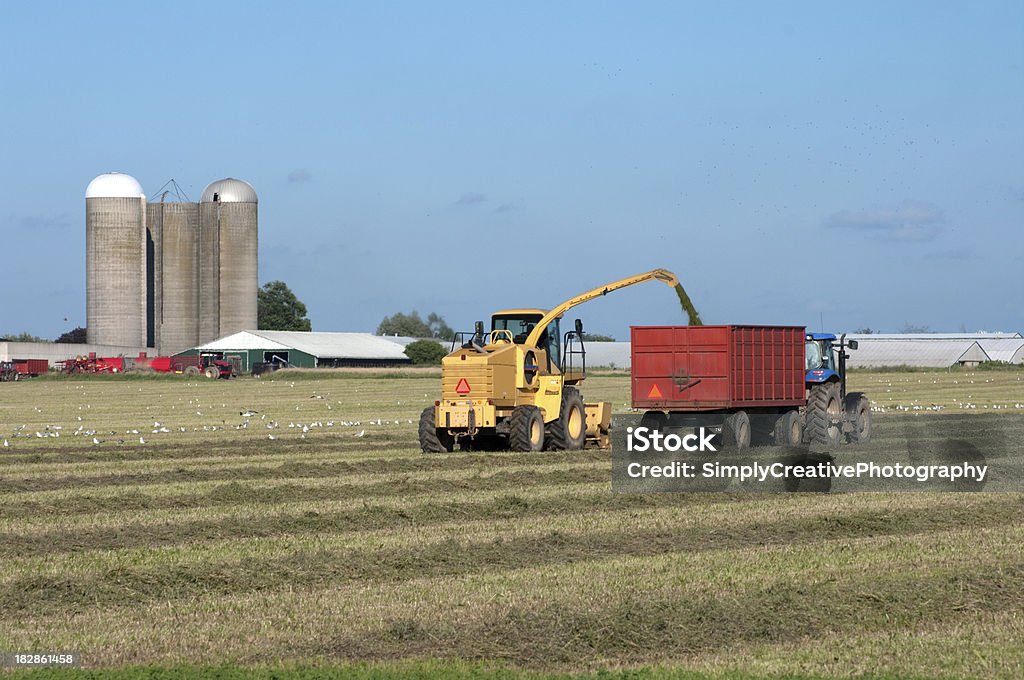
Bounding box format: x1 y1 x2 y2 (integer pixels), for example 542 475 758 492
14 359 49 378
631 325 871 448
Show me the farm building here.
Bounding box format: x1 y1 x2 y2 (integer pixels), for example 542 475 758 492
975 338 1024 364
180 331 411 372
844 333 1024 368
844 339 993 368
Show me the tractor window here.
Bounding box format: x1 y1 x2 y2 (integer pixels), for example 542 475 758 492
805 341 822 370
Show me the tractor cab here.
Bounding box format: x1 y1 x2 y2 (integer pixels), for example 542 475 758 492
805 332 859 400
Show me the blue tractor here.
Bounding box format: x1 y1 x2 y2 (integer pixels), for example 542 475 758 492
804 333 872 445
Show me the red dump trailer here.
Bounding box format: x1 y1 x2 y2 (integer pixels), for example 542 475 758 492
631 325 807 447
14 359 49 377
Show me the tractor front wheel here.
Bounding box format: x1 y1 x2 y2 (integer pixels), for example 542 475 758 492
509 405 545 452
845 392 872 443
418 407 455 453
545 387 586 450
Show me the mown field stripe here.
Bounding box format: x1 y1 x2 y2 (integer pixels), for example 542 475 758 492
3 531 1021 673
0 492 1006 582
0 447 611 492
2 496 1020 616
0 465 612 519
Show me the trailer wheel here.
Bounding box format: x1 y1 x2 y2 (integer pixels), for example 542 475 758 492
722 411 751 449
204 366 220 379
844 392 872 444
184 366 201 377
509 405 545 452
418 406 455 453
806 382 842 446
772 410 802 446
545 387 586 450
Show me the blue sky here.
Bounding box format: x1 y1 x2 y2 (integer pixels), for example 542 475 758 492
1 1 1021 339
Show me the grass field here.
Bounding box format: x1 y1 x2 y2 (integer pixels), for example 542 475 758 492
1 370 1022 679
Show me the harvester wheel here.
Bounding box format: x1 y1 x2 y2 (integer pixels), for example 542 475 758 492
185 366 201 377
545 387 586 450
722 411 751 449
844 392 872 444
509 405 545 452
806 382 842 446
418 406 455 453
204 366 221 379
772 410 802 446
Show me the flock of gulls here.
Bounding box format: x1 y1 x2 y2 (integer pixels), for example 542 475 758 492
2 384 421 449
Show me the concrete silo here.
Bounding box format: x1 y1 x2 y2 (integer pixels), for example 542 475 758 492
199 178 258 341
148 201 200 355
85 172 147 347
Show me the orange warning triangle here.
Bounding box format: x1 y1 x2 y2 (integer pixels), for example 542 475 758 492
647 383 663 399
455 378 471 395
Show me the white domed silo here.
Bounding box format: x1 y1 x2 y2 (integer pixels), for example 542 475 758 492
199 178 258 341
148 200 200 355
86 172 148 347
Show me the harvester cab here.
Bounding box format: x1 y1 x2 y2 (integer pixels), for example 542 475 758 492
421 268 696 454
803 333 871 445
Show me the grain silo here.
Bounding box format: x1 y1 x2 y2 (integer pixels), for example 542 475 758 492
85 172 147 347
148 200 200 355
199 178 258 341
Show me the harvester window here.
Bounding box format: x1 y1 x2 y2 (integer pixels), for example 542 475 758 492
493 315 543 344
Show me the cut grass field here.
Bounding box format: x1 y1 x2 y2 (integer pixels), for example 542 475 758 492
0 370 1022 679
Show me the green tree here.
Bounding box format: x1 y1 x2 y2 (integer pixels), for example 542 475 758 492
404 339 447 365
584 333 616 342
55 327 87 343
378 311 454 339
0 331 48 342
258 281 312 331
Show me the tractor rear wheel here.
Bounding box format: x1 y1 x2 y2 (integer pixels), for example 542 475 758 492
772 410 802 446
722 411 751 449
509 405 545 452
204 366 220 379
845 392 872 443
806 382 842 446
418 406 455 453
545 387 587 450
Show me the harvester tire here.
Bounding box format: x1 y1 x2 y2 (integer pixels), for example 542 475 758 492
204 366 220 379
722 411 751 449
509 405 545 452
806 382 842 446
845 392 872 444
772 410 802 446
545 387 586 450
418 407 455 453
